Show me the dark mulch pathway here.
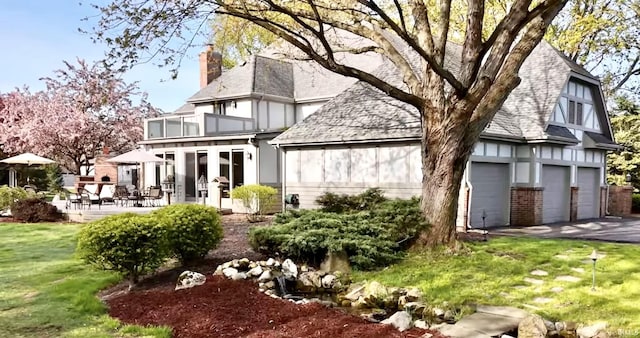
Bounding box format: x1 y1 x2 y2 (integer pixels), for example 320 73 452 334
104 214 446 338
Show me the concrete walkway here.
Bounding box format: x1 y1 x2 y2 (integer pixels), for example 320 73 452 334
491 216 640 243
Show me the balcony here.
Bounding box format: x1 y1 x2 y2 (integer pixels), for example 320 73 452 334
146 113 255 140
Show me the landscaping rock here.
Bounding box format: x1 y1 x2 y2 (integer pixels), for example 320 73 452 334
297 271 322 292
363 281 388 307
343 283 365 301
360 308 387 322
530 270 549 276
518 314 547 338
213 265 223 276
381 311 412 332
257 270 273 282
321 274 339 289
403 302 427 317
320 251 351 274
231 272 247 280
406 287 423 302
555 275 581 283
414 319 429 329
222 267 238 279
524 277 545 285
175 271 206 290
577 322 608 338
265 258 277 266
282 258 298 279
247 265 263 277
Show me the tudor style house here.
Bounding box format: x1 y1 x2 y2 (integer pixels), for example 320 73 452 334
270 42 619 229
141 40 619 227
139 46 381 210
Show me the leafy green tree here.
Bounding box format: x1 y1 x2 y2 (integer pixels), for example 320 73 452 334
45 164 64 193
608 96 640 188
210 16 277 68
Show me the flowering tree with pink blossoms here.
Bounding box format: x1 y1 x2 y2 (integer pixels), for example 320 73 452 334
0 60 159 174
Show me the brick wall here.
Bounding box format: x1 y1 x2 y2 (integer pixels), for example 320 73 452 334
94 155 118 184
608 186 633 216
510 187 544 226
570 187 579 221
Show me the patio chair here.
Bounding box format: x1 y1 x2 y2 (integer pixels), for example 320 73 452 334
65 189 83 210
82 184 101 208
145 186 163 207
113 185 129 206
99 184 116 205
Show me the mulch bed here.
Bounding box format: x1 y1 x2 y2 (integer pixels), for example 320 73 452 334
104 214 446 338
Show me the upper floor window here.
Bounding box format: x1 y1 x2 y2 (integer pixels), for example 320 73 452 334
213 102 226 115
551 79 600 131
567 100 583 126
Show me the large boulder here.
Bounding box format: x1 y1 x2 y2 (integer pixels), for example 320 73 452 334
247 265 263 277
320 251 351 274
518 314 548 338
321 274 340 289
363 281 388 307
343 283 365 301
381 311 413 332
297 271 323 292
282 259 298 279
175 271 206 290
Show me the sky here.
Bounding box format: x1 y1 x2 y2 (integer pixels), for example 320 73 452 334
0 0 204 112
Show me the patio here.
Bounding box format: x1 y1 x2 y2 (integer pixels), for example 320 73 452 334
52 200 161 222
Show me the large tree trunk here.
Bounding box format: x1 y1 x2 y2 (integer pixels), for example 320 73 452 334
413 105 480 248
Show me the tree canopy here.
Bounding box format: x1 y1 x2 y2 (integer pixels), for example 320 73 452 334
0 60 159 174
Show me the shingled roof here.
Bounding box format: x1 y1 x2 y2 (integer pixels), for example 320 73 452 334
271 41 608 146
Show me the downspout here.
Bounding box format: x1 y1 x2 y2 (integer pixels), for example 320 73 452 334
464 163 473 232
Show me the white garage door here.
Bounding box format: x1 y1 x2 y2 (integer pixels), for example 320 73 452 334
542 165 570 223
470 162 510 228
577 168 599 219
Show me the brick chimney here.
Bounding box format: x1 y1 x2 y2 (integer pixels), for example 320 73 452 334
199 46 223 88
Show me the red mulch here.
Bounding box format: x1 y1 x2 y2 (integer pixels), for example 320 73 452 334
104 214 446 338
108 276 437 338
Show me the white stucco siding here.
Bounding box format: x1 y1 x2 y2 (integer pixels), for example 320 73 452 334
225 99 252 118
259 140 279 184
285 144 421 209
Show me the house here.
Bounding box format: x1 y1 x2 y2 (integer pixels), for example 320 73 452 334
270 41 620 228
139 45 382 211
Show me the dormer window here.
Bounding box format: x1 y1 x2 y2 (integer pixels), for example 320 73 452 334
567 100 583 126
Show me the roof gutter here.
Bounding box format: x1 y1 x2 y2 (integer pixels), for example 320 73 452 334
139 134 257 145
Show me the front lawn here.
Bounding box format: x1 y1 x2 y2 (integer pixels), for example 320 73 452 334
0 222 170 338
353 236 640 331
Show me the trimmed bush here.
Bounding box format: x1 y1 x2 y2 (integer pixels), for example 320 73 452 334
151 204 223 264
250 198 428 270
633 194 640 214
76 213 170 283
11 198 65 223
315 188 387 213
231 184 278 221
0 185 30 211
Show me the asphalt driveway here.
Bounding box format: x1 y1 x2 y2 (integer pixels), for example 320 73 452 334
490 215 640 243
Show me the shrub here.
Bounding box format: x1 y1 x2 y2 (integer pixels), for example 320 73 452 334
249 198 428 270
315 188 387 213
152 204 223 264
633 194 640 214
231 184 278 221
0 186 30 211
11 198 65 223
76 213 170 283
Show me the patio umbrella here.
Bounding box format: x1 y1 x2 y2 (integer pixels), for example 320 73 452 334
106 149 166 164
107 149 166 189
0 153 56 186
0 152 56 166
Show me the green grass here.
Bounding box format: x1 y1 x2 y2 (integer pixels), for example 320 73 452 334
354 237 640 331
0 222 171 338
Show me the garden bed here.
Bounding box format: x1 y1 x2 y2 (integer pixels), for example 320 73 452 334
104 214 443 337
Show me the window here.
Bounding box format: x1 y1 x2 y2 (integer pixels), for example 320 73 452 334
214 102 226 115
567 100 583 126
